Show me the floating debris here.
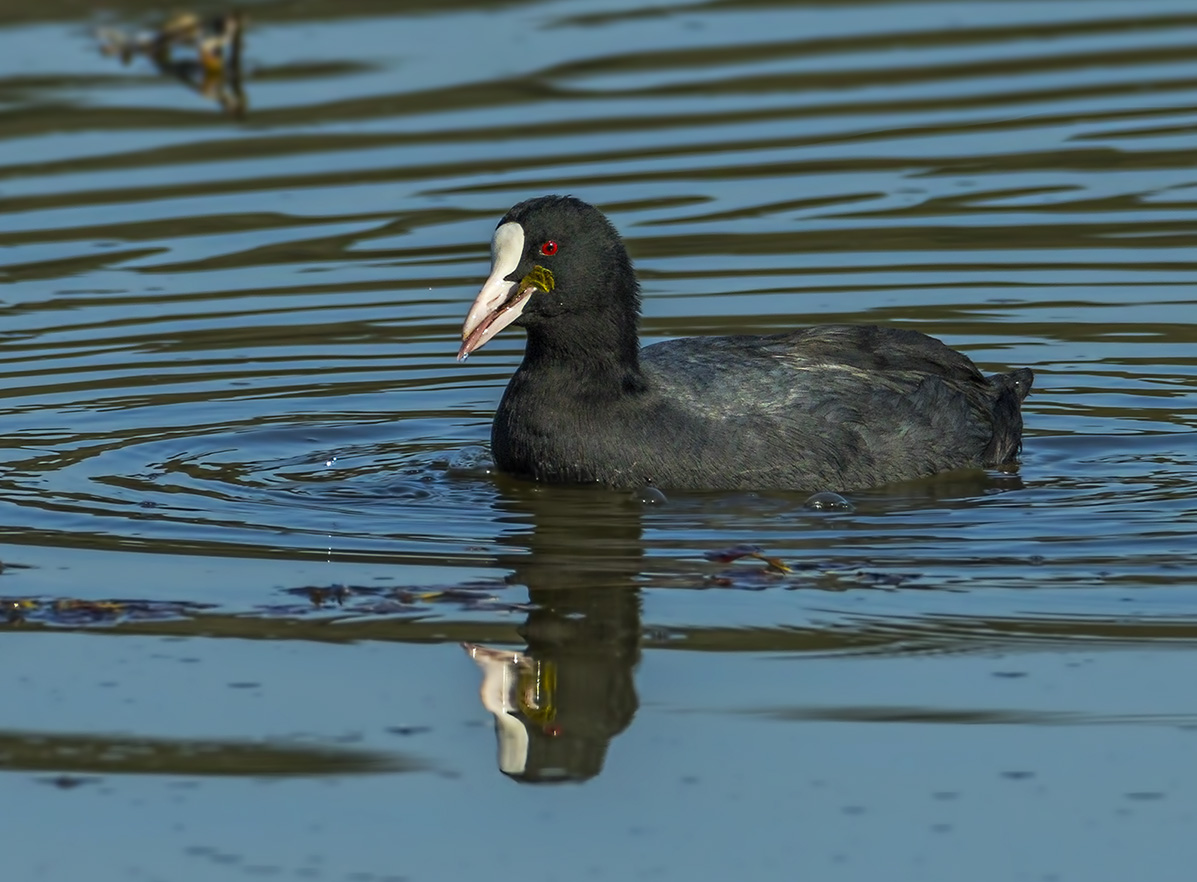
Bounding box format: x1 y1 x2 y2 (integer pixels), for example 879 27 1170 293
695 544 926 592
703 543 763 563
286 585 351 608
274 581 533 618
3 596 216 627
97 11 247 117
699 544 793 590
1 579 535 631
703 544 791 574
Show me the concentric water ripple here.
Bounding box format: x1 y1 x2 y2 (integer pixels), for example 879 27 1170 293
0 0 1194 616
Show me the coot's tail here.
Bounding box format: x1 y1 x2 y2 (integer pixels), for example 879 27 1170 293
982 367 1034 465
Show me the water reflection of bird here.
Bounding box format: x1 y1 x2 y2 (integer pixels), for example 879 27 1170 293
459 195 1034 492
463 484 642 784
463 644 559 777
97 12 246 117
100 12 242 69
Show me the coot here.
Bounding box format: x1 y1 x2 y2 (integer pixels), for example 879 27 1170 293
458 195 1032 491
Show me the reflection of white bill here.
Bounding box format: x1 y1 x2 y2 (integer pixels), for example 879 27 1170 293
463 643 558 777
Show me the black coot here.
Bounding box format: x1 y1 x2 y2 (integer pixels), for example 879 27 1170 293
458 195 1032 491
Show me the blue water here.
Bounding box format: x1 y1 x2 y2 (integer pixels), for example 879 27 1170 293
1 1 1195 880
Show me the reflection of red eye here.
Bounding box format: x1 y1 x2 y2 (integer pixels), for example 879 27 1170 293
539 240 558 256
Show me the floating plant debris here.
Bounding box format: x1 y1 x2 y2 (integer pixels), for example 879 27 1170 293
703 544 792 574
3 596 216 626
274 581 533 617
695 544 925 592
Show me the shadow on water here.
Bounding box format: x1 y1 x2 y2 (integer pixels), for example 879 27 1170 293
0 730 419 778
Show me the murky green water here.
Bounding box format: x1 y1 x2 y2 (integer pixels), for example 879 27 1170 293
2 1 1196 879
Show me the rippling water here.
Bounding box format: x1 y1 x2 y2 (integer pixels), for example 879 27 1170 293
2 1 1196 879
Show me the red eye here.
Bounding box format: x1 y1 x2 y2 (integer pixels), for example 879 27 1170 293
539 240 558 256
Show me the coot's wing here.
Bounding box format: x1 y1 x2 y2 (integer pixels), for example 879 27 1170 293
643 326 986 408
640 326 1005 488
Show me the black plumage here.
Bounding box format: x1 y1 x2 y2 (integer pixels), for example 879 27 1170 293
459 195 1032 492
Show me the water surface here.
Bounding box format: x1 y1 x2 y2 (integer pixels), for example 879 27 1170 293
1 1 1196 880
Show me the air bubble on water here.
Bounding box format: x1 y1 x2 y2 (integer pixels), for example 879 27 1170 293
803 490 853 511
633 485 668 505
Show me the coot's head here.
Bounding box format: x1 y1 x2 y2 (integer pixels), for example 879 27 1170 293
458 195 640 361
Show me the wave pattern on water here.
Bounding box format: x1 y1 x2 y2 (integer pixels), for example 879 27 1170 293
0 0 1193 637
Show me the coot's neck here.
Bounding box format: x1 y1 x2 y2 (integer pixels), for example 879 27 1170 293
521 306 646 396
